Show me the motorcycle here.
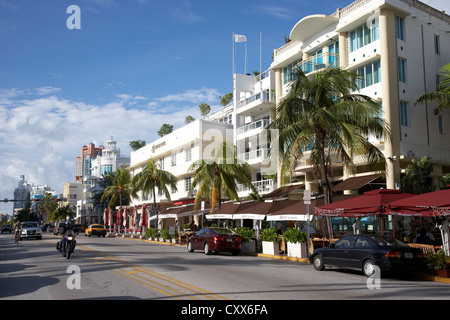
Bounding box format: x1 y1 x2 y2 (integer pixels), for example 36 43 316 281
56 230 76 259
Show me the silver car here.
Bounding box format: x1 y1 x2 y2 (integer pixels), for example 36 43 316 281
20 221 43 240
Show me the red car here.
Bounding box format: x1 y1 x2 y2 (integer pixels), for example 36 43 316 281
187 227 242 256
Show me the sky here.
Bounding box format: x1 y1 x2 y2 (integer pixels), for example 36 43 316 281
0 0 449 215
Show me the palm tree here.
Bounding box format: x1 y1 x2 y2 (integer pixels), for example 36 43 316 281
189 142 257 213
415 63 450 115
131 158 178 227
270 67 390 205
101 168 132 209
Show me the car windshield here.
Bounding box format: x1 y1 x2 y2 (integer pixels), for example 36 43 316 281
23 222 38 228
370 236 409 247
91 225 103 228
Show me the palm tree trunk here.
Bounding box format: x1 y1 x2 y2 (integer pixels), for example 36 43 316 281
152 184 158 229
318 133 333 239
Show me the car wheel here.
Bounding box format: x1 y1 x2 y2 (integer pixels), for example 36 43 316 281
362 259 376 277
204 242 212 255
231 251 239 256
187 241 194 253
313 254 325 271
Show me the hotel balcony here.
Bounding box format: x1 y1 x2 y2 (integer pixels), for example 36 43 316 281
237 179 276 196
298 52 339 75
236 90 275 114
236 118 271 139
237 148 269 165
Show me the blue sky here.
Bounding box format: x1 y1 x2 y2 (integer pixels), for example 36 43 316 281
0 0 449 214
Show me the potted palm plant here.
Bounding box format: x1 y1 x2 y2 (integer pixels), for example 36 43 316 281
427 249 450 277
161 228 171 242
283 228 307 258
236 227 256 253
260 227 281 255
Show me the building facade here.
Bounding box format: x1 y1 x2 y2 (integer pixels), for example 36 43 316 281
270 0 450 192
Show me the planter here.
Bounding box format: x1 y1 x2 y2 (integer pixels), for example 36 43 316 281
159 237 165 242
242 240 256 253
287 242 307 259
434 269 450 278
262 241 279 255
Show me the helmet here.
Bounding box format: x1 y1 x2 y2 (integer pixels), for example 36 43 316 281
66 220 72 225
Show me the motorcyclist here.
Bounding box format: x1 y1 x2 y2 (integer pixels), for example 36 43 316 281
60 221 76 257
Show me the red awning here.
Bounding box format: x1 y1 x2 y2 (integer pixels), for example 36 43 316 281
315 189 416 217
386 189 450 217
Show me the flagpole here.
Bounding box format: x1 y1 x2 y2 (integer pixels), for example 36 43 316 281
232 31 235 76
260 30 262 75
245 41 247 75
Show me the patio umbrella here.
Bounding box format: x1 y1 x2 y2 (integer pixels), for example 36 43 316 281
141 205 147 228
117 207 122 226
123 206 128 231
315 189 415 217
315 189 416 237
386 189 450 217
103 209 107 226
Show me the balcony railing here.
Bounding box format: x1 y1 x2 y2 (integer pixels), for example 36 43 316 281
237 148 269 162
297 52 339 75
237 179 276 194
237 118 270 136
237 90 275 110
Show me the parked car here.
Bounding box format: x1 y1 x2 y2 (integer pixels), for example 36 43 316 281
54 222 66 235
20 221 42 240
1 225 12 233
310 235 427 277
187 227 242 256
85 224 106 237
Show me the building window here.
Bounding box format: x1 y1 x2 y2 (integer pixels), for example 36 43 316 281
400 101 410 127
282 59 301 84
159 157 164 170
354 61 381 89
328 41 339 67
434 35 440 55
185 177 192 193
395 16 405 40
171 153 177 167
349 22 379 52
398 58 407 83
185 147 192 162
438 116 444 135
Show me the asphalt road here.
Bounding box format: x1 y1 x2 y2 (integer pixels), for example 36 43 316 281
1 232 450 302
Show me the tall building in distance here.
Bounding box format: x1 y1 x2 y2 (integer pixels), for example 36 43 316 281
13 175 32 211
75 143 103 182
74 137 130 225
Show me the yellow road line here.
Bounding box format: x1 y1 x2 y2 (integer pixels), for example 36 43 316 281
76 244 228 300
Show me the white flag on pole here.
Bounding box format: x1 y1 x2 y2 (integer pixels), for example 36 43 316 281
234 34 247 43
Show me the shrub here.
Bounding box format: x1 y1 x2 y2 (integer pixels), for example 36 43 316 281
260 227 281 243
283 228 307 243
236 227 255 242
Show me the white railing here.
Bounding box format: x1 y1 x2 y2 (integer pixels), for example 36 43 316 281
236 119 270 136
237 148 269 162
237 179 276 194
237 90 275 109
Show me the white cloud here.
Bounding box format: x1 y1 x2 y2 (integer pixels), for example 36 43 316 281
0 86 220 207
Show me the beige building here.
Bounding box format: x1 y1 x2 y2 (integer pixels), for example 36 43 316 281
270 0 450 192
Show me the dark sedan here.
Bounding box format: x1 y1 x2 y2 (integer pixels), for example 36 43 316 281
310 235 427 277
187 227 242 256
